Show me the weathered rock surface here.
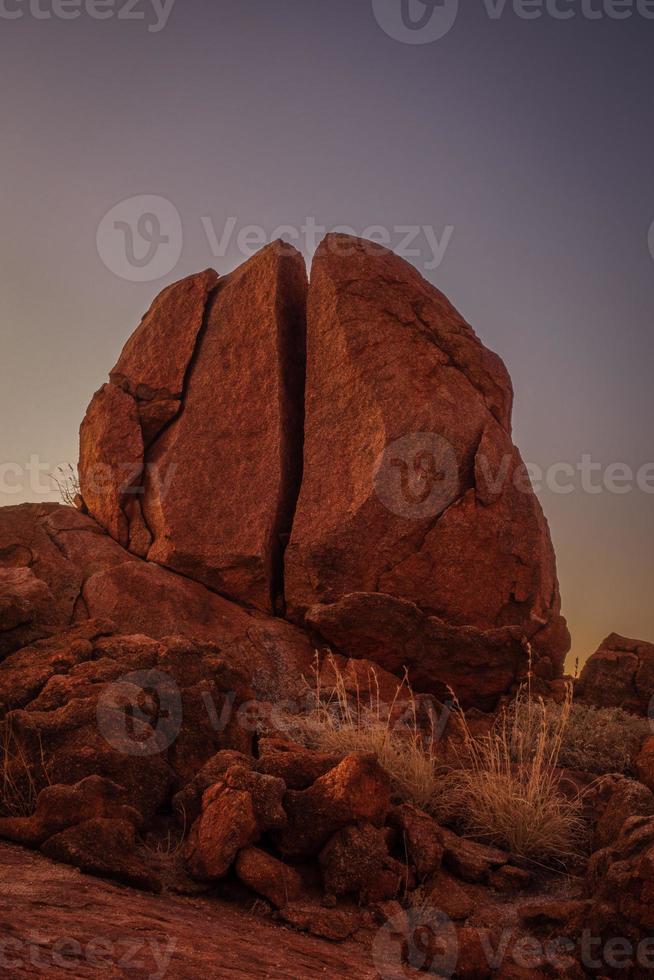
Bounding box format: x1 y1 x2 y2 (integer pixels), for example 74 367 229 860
0 503 320 704
235 846 303 909
0 842 377 978
0 775 141 846
577 633 654 715
79 248 307 614
306 592 532 710
143 244 307 613
285 235 568 697
274 753 391 860
586 815 654 968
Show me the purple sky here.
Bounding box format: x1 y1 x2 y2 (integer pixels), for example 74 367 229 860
1 0 653 665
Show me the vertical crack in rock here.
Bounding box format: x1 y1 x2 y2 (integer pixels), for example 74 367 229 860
268 255 307 615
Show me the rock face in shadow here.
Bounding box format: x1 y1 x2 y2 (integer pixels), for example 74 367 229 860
76 235 568 704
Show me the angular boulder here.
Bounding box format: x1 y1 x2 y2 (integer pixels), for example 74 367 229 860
274 752 391 860
235 846 303 909
577 634 654 715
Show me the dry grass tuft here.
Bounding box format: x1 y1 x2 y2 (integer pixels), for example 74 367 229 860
280 655 447 811
0 718 49 818
441 682 586 865
49 463 80 508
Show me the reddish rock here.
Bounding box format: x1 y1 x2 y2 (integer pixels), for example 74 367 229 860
636 736 654 793
0 566 55 658
440 827 508 883
306 594 531 711
274 753 391 860
235 846 303 909
279 902 361 941
426 870 475 921
78 383 144 547
172 750 254 825
143 243 307 613
586 816 654 947
285 235 568 703
489 863 532 893
110 269 218 404
319 823 388 898
0 776 141 846
254 737 342 790
388 803 444 879
222 765 287 832
577 634 654 715
184 783 259 881
0 840 377 978
593 778 654 851
41 817 161 892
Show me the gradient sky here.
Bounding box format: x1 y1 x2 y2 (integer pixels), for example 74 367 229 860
1 0 652 667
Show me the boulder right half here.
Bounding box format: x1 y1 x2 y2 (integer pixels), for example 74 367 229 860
284 235 569 696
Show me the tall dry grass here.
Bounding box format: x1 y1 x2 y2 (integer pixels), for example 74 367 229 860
442 682 586 865
0 718 49 818
280 654 588 866
280 655 447 811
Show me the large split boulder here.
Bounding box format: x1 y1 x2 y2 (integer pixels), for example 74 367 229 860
74 235 568 708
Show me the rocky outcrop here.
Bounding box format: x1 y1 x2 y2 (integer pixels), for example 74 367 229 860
586 815 654 973
76 236 568 707
577 633 654 715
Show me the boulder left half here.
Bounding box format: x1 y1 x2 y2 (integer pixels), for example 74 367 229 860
79 243 308 614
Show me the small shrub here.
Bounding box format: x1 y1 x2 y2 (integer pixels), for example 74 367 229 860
556 702 648 775
49 463 80 507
